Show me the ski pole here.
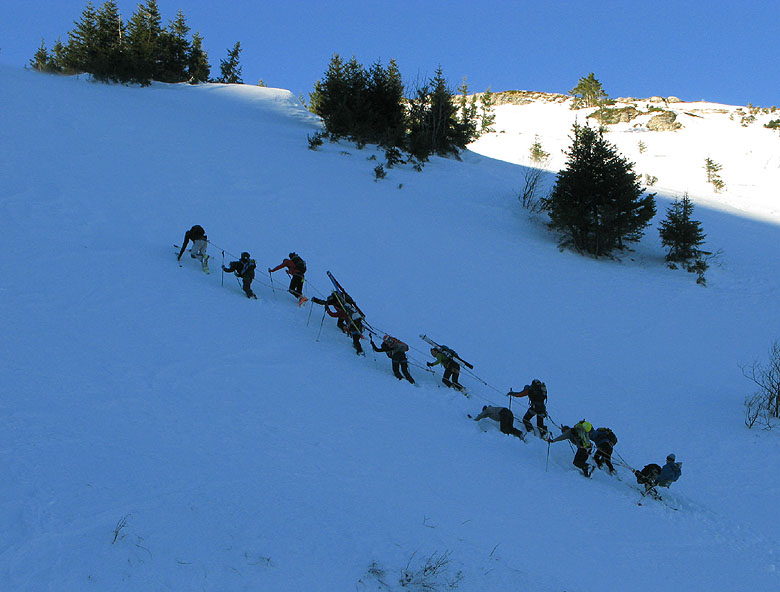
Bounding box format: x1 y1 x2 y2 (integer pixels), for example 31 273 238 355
546 439 551 472
306 299 314 326
221 250 225 287
316 306 327 342
268 270 276 299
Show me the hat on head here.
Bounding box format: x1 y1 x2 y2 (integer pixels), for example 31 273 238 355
667 453 676 462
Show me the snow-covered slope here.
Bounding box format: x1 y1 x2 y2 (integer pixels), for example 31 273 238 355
2 66 779 591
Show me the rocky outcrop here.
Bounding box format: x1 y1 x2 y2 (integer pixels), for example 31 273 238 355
647 110 682 131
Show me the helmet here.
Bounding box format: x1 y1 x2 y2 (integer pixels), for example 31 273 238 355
667 453 676 462
289 252 295 259
532 379 541 386
240 252 250 260
579 420 592 432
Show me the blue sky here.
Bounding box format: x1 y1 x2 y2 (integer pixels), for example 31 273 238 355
2 0 777 106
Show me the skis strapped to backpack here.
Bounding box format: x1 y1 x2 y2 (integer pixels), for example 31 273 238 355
327 271 375 333
419 334 474 369
326 270 370 335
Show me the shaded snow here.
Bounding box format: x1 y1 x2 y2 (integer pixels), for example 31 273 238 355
1 65 779 591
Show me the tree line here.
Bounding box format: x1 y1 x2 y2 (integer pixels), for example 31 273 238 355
29 0 243 86
308 55 495 162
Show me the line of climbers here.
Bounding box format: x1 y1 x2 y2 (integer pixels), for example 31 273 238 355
473 387 682 494
177 224 683 498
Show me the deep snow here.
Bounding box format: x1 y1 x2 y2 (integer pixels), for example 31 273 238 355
1 65 779 591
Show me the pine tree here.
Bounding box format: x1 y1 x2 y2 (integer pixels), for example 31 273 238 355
342 56 368 138
48 38 68 73
529 135 550 164
126 0 163 85
479 87 496 135
64 1 99 74
309 54 349 135
93 0 126 82
545 124 656 257
569 72 608 109
157 10 190 83
365 59 405 147
217 41 243 84
429 67 461 154
659 194 706 263
187 32 210 83
456 77 479 146
30 39 50 71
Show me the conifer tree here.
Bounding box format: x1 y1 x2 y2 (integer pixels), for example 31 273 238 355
569 72 608 109
126 0 163 85
187 32 210 83
545 124 656 257
457 78 479 146
309 54 349 135
157 9 190 82
217 41 243 84
365 59 405 147
659 194 706 263
64 1 99 74
48 38 68 72
479 87 496 135
342 56 368 137
93 0 126 81
30 40 50 71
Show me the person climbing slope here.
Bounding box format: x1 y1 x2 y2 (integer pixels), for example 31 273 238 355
268 251 308 305
222 251 257 299
371 335 415 384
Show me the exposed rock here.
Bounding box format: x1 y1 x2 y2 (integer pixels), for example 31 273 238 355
473 90 570 106
588 106 640 124
647 110 682 131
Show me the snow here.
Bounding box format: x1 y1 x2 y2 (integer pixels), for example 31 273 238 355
1 64 779 591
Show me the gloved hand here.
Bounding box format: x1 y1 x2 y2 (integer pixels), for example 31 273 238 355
222 266 229 272
426 362 433 367
267 268 272 273
177 254 182 261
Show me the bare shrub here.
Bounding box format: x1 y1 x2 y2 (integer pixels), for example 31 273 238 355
518 165 548 213
741 341 780 429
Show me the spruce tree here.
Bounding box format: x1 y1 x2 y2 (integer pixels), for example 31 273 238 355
126 0 163 85
659 194 706 263
545 124 656 257
479 87 496 135
429 67 461 154
93 0 126 82
365 59 405 147
187 32 210 83
217 41 243 84
49 38 68 73
157 10 190 83
64 1 99 74
569 72 608 109
309 54 349 136
456 78 479 146
30 40 50 71
342 56 368 138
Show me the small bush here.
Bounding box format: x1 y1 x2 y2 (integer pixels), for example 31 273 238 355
307 132 325 150
374 164 386 181
742 341 780 429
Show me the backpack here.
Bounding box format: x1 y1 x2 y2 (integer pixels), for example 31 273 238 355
384 336 409 354
636 463 661 485
595 427 618 447
290 254 306 274
528 381 547 406
438 345 457 360
240 258 256 276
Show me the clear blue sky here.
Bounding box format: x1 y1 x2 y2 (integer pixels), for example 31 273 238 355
2 0 778 106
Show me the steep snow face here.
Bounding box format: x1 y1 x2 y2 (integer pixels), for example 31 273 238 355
1 65 779 591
